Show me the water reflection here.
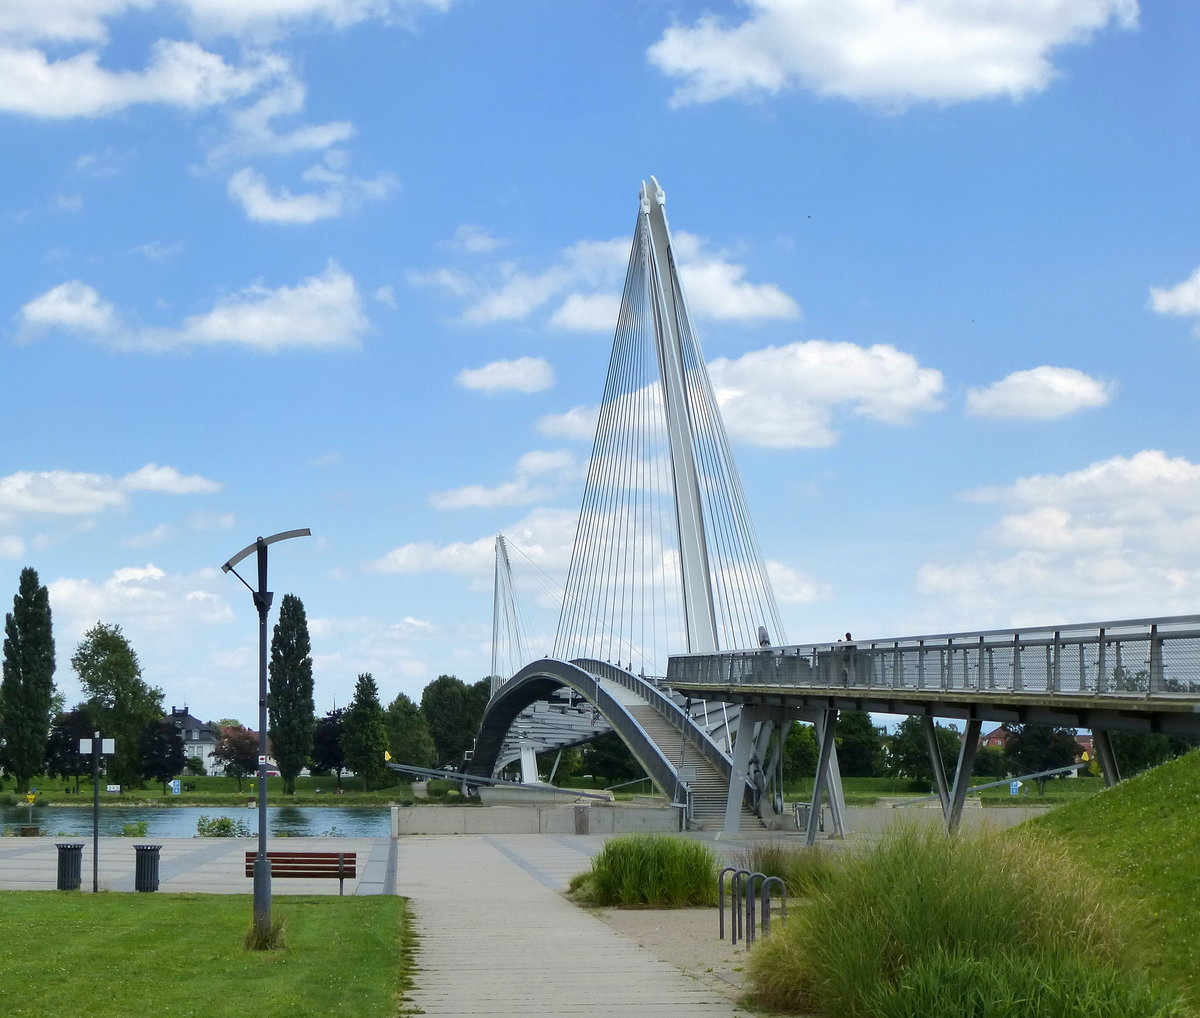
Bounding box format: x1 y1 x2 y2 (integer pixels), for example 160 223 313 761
0 805 390 839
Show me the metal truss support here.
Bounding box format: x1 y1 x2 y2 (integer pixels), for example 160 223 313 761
922 715 951 820
946 717 982 831
1092 728 1122 787
723 705 764 833
807 708 844 845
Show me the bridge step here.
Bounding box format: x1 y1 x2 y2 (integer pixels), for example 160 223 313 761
623 701 763 831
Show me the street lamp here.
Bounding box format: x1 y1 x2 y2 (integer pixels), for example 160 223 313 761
222 529 311 941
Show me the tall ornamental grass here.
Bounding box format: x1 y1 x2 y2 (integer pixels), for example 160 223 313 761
746 822 1174 1017
731 841 837 897
577 834 717 907
864 949 1190 1018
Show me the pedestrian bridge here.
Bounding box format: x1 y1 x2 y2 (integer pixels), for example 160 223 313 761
665 613 1200 838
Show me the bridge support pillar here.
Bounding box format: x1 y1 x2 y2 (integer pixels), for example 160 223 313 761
922 715 951 819
1092 729 1122 787
519 745 539 784
947 718 982 831
806 708 847 844
723 706 767 833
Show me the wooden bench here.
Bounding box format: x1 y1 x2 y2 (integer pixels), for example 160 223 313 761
244 851 357 895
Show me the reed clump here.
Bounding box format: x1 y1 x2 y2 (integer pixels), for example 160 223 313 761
571 834 717 907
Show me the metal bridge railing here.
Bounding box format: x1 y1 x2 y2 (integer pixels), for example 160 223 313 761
666 615 1200 699
573 658 735 783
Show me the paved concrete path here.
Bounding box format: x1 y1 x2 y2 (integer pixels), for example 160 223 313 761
397 834 752 1017
0 836 395 894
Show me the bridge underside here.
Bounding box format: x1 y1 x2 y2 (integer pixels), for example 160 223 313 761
468 658 772 832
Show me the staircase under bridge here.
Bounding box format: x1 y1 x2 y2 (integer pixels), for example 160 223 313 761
467 658 766 831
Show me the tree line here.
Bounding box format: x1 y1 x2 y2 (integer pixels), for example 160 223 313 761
0 572 496 796
782 710 1197 789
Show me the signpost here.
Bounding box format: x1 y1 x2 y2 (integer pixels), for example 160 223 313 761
79 734 115 892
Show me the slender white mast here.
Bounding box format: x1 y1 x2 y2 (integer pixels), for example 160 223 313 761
640 177 719 654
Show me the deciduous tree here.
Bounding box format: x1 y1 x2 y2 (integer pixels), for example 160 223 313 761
45 706 96 792
1004 725 1079 793
385 692 435 769
0 567 57 793
420 674 476 766
140 720 187 794
311 708 346 788
343 673 388 790
71 622 162 788
213 724 259 792
268 594 315 794
835 710 885 778
887 716 962 783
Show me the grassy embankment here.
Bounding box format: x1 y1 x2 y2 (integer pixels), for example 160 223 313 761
739 750 1200 1016
1029 749 1200 1003
0 893 413 1018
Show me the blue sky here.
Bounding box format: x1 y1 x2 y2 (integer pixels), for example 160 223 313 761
3 0 1199 725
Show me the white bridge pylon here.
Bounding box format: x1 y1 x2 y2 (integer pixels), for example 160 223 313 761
481 178 846 835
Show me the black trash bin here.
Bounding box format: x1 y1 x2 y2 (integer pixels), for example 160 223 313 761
133 844 163 892
56 843 84 891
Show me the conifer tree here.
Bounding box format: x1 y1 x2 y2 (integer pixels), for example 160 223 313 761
268 594 315 794
0 567 57 793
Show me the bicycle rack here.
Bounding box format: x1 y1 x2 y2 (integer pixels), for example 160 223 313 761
718 868 789 946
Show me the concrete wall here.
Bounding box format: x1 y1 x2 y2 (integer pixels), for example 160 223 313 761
391 804 682 836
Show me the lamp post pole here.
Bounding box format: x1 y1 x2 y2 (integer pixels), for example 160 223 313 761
222 529 310 941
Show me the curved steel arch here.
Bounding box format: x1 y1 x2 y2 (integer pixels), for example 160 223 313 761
468 658 686 801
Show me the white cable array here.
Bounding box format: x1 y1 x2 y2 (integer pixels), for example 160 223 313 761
554 183 785 675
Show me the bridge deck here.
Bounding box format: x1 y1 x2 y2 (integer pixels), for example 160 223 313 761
667 614 1200 737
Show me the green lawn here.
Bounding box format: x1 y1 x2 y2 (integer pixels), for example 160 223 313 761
0 893 413 1018
1029 750 1200 1006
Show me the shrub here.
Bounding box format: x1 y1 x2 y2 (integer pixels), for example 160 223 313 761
730 841 837 897
575 834 717 907
196 815 251 838
746 823 1133 1016
865 949 1190 1018
120 821 149 837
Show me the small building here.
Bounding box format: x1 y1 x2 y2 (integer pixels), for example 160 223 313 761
167 706 221 775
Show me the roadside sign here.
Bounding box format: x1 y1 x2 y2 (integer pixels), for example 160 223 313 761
1009 780 1022 796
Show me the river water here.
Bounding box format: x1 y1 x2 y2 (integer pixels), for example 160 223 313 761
1 805 390 839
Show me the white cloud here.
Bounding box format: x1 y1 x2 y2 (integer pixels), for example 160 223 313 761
0 464 222 519
966 366 1114 419
123 463 223 494
0 40 274 118
549 293 622 332
227 154 395 224
178 0 454 38
0 535 26 559
48 564 234 644
369 507 577 576
456 357 554 394
18 281 118 335
766 559 829 604
649 0 1138 109
534 340 942 448
536 404 599 441
1149 266 1200 333
449 224 505 253
19 262 368 352
429 450 580 510
415 230 799 329
710 340 944 447
918 450 1200 621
